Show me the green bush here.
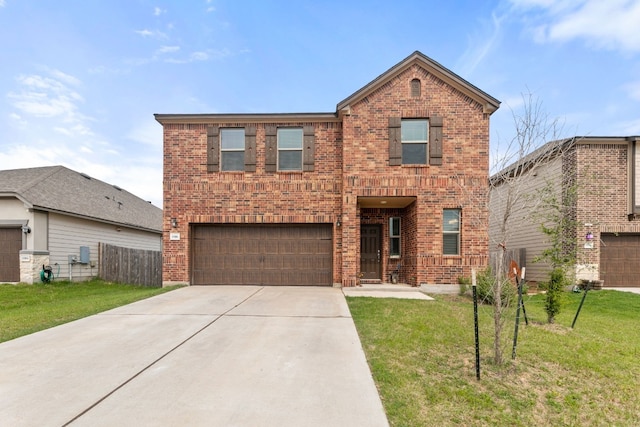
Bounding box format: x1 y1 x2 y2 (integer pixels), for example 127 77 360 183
475 267 517 306
457 276 471 296
542 267 567 323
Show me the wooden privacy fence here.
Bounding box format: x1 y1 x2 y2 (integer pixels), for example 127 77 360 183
99 243 162 287
490 248 526 277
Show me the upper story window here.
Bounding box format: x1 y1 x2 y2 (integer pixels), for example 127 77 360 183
401 119 428 165
443 209 461 255
207 125 256 173
220 128 245 171
278 128 303 171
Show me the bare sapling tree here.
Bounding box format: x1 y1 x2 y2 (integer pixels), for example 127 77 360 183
487 91 566 364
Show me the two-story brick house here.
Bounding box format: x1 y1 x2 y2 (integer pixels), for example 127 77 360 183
489 136 640 288
156 51 500 287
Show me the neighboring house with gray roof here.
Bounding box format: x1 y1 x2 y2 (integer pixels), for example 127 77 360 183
0 165 162 283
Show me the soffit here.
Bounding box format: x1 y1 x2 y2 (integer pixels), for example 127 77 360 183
357 196 416 209
155 112 340 125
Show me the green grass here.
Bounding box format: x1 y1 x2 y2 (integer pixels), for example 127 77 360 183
0 279 179 343
347 290 640 427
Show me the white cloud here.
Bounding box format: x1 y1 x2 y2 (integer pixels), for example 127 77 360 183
190 51 210 61
456 12 505 76
54 123 94 137
8 73 85 119
8 112 27 127
127 119 162 147
135 29 168 40
132 46 234 66
501 94 527 111
164 49 225 64
1 69 162 206
156 45 180 55
48 68 82 87
0 0 5 7
509 0 640 52
154 7 166 16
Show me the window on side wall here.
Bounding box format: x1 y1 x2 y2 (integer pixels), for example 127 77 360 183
390 217 401 257
401 119 428 164
443 209 461 255
278 128 303 171
220 128 245 171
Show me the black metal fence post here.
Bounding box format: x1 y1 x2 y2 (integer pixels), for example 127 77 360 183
472 269 480 380
512 268 523 360
572 282 591 328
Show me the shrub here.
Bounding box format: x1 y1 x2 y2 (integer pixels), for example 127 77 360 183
475 267 517 306
542 267 567 323
457 276 471 296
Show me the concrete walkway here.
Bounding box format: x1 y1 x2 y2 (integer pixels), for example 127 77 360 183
342 283 435 300
0 286 389 427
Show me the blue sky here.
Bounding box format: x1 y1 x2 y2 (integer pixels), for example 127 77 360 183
1 0 639 207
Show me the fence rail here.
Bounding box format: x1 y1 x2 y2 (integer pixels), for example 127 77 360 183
99 243 162 287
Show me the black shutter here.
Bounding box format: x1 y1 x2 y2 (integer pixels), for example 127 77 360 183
265 125 277 172
429 116 443 166
207 125 219 172
245 126 256 172
389 117 401 166
303 125 315 172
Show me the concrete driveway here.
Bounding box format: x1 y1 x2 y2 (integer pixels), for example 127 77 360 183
0 286 389 427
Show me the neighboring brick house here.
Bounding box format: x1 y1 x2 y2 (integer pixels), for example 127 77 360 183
156 51 500 287
489 136 640 287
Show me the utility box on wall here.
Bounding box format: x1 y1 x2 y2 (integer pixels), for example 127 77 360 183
79 246 90 264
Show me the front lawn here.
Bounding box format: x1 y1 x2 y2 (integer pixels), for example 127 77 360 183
0 279 178 343
347 290 640 426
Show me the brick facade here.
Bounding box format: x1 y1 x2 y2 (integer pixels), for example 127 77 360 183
575 141 640 280
157 51 500 287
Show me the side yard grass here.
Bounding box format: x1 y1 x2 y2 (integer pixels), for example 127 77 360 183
0 279 178 343
347 290 640 427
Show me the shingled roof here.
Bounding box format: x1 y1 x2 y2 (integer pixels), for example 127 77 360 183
0 166 162 233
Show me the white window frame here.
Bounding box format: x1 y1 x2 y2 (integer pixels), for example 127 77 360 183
390 217 401 258
277 128 303 171
443 209 461 256
220 128 245 171
401 119 428 165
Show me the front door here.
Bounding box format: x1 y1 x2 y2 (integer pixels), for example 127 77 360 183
360 225 381 280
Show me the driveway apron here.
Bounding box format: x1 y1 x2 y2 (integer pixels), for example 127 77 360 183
0 286 388 427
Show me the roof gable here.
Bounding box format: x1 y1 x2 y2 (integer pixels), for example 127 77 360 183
336 51 500 115
0 166 162 232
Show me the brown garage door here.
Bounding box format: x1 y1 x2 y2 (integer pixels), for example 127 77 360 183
600 233 640 287
192 224 332 286
0 228 22 282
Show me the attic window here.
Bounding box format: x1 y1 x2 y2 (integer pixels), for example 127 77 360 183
410 79 421 97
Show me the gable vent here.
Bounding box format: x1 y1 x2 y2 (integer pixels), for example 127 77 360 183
411 79 421 97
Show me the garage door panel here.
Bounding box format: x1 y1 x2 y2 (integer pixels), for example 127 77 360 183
192 224 332 286
601 233 640 287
